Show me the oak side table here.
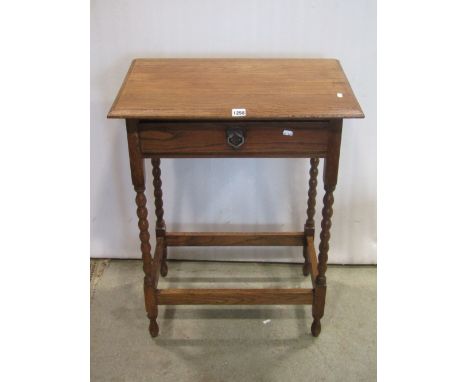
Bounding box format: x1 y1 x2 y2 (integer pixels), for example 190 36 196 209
108 59 364 338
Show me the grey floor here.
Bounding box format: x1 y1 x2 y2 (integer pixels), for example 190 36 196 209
91 260 376 382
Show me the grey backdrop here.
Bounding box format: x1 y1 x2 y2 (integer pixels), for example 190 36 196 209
91 0 376 263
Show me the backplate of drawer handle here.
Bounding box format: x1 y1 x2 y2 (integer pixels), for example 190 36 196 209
226 128 245 149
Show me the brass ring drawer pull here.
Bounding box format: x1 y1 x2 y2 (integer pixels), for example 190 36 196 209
226 128 245 149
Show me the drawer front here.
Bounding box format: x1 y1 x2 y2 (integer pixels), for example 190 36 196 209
138 121 330 157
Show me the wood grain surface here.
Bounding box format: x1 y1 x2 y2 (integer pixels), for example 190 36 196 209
157 288 314 305
108 59 364 120
138 121 329 157
165 232 305 246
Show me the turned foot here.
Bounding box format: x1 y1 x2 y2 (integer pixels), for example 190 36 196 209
160 260 168 277
149 318 159 337
311 319 321 337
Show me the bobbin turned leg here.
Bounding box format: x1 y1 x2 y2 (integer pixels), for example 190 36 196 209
151 158 168 277
312 186 335 336
303 158 319 276
312 120 342 337
127 120 159 337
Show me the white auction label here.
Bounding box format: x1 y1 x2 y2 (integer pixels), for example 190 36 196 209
232 108 247 117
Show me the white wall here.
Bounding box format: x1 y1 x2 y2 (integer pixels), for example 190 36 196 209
91 0 376 264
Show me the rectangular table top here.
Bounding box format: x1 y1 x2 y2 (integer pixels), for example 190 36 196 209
108 59 364 120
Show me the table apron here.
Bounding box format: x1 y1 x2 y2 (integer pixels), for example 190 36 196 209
137 121 331 158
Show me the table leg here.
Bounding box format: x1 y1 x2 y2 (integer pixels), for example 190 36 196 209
127 120 159 337
303 158 319 276
152 158 168 277
312 120 342 337
312 185 335 336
